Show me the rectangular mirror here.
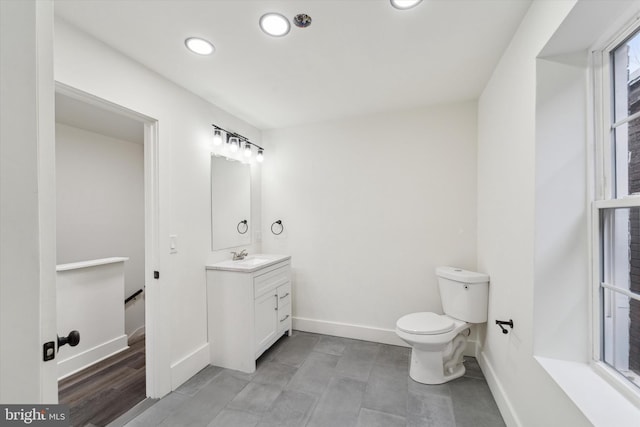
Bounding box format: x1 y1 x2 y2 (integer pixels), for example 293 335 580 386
211 156 251 250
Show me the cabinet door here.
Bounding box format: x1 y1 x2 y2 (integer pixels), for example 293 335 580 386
254 291 278 354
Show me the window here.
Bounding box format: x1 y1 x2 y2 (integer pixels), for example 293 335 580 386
594 26 640 394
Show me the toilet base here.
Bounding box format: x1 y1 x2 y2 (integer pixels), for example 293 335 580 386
408 346 466 385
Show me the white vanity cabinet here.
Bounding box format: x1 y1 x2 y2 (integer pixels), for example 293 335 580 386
206 255 291 373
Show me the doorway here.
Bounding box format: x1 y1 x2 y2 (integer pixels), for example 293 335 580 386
53 83 159 425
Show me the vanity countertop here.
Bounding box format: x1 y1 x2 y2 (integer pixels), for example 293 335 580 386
206 254 290 273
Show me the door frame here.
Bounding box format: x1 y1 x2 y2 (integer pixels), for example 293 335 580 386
55 82 163 398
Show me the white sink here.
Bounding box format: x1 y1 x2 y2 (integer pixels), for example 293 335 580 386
235 257 270 267
206 254 290 272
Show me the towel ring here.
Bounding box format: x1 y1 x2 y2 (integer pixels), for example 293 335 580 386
237 219 248 234
271 220 284 235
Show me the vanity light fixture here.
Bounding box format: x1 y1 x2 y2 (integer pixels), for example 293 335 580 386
390 0 423 10
185 37 215 55
212 124 265 162
259 13 291 37
213 128 223 146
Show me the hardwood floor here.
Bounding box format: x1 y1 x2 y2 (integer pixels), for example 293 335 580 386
59 334 146 427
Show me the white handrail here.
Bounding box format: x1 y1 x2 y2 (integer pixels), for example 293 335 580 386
56 257 129 272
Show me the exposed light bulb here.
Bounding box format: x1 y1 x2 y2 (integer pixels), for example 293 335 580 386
256 149 264 163
243 142 252 158
213 129 223 146
229 137 239 152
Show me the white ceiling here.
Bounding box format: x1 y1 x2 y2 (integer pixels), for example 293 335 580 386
54 0 532 130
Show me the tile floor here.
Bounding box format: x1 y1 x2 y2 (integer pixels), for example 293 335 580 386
124 331 505 427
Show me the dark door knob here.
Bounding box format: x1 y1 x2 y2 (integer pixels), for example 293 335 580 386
57 330 80 351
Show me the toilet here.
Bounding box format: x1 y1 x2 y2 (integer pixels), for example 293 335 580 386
395 266 489 384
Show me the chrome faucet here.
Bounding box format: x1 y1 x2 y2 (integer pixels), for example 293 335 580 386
231 249 248 260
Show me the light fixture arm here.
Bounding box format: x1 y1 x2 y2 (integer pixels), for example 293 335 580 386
211 124 264 151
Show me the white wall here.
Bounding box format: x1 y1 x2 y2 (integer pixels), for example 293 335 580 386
477 0 592 425
54 20 262 396
0 0 57 403
56 123 145 336
262 102 478 345
534 56 589 363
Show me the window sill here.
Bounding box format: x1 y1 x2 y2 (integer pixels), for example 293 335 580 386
535 356 640 427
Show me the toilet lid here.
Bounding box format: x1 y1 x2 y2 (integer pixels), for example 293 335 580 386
396 312 455 335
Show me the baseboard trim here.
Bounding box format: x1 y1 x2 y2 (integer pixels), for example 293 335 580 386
293 316 479 357
293 316 407 346
58 334 128 380
170 343 210 391
477 350 522 427
128 325 145 343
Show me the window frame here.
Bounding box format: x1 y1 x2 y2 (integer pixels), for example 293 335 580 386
591 18 640 407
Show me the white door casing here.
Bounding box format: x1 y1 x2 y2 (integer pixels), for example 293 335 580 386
54 82 164 398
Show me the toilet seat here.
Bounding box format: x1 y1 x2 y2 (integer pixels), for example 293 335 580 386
396 312 454 335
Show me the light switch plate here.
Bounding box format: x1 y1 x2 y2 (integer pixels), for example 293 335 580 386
169 235 178 254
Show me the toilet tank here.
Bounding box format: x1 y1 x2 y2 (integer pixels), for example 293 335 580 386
436 266 489 323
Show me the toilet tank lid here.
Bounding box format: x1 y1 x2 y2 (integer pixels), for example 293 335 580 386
436 266 489 283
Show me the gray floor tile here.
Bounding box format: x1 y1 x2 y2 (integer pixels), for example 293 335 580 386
371 358 409 382
408 390 456 427
252 361 297 388
125 393 188 426
313 335 349 356
307 376 367 427
257 390 318 427
449 376 505 427
356 408 406 427
270 332 321 368
158 371 249 426
335 339 381 382
194 370 250 400
363 363 409 417
287 351 340 396
175 365 223 397
256 335 288 363
462 356 484 380
408 378 452 399
375 344 411 367
206 409 260 427
224 367 258 383
408 414 453 427
227 382 283 415
131 333 505 427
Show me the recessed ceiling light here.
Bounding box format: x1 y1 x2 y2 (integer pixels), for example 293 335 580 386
185 37 215 55
259 13 291 37
390 0 423 10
